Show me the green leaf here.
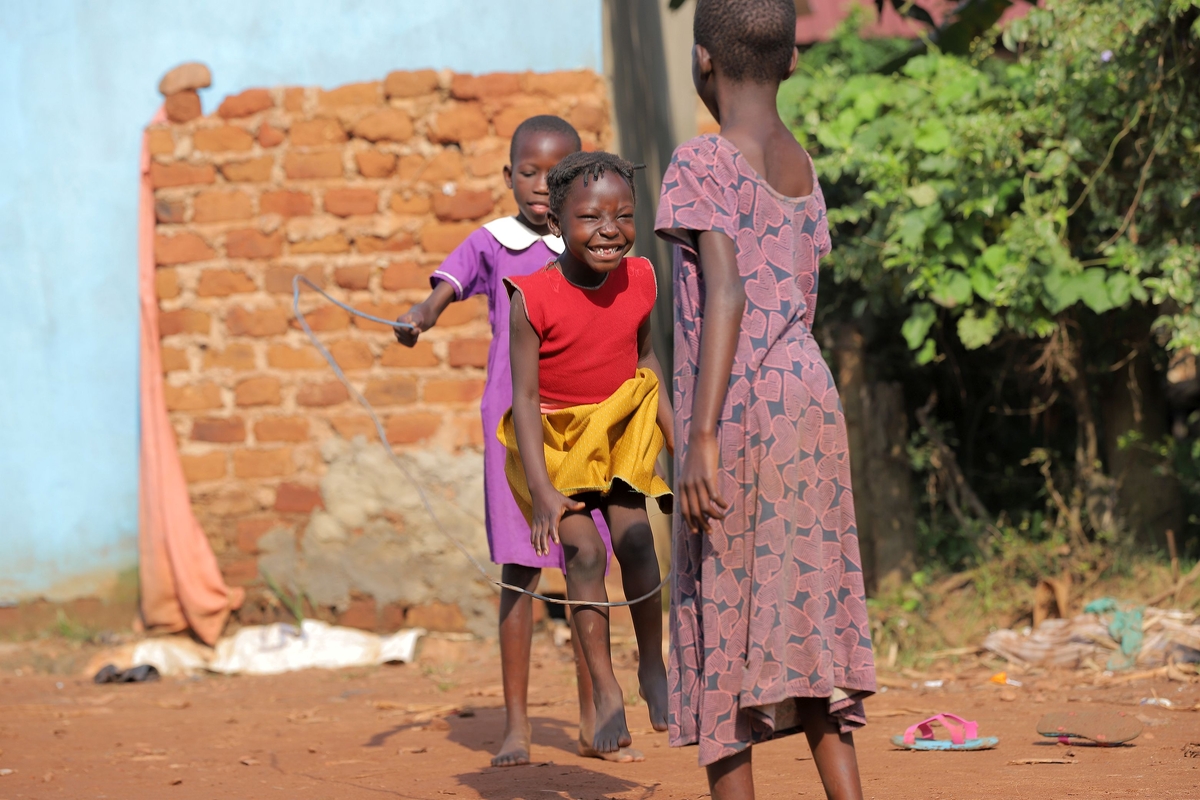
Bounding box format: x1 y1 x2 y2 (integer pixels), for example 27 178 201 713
957 308 1002 349
902 303 937 350
1078 268 1114 313
914 119 951 153
931 271 973 308
970 268 998 301
915 339 938 365
897 211 929 249
906 183 939 208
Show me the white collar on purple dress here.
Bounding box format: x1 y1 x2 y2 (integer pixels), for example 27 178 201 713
483 216 564 255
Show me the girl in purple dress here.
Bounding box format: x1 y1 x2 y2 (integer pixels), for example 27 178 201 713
395 116 642 766
655 2 876 799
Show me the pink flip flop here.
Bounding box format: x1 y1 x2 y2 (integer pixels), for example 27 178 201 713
891 713 999 750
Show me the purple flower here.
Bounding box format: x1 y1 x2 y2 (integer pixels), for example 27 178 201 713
1101 50 1113 62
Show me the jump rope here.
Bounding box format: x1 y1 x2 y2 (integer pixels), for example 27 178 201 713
292 275 672 609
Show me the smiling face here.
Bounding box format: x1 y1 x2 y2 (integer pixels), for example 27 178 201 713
504 131 580 235
549 170 637 276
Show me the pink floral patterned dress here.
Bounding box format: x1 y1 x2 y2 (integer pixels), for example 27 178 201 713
655 134 876 767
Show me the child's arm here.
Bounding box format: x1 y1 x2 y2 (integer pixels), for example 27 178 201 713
394 282 457 347
636 318 675 456
509 292 586 555
679 231 744 534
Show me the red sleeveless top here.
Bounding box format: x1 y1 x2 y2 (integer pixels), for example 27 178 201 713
504 257 657 407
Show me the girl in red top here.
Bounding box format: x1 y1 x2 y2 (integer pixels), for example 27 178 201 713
500 151 673 755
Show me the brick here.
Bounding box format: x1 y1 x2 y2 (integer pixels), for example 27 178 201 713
197 268 256 296
405 601 467 632
165 382 222 411
329 340 373 370
222 557 260 586
289 118 347 147
236 517 287 554
421 221 475 254
160 63 211 95
164 90 202 122
318 81 381 107
451 72 521 100
397 154 425 181
147 128 175 156
233 448 294 479
254 416 309 442
453 414 485 448
418 149 464 182
439 296 485 326
385 69 440 98
258 123 285 147
339 597 377 631
568 101 608 135
293 304 348 332
448 338 491 368
261 190 313 218
334 265 371 290
522 70 599 96
323 187 378 217
386 412 442 444
235 376 282 407
161 346 189 372
204 343 257 371
220 156 274 183
330 415 380 441
283 87 305 111
494 103 556 138
379 602 406 631
289 234 350 254
297 380 349 407
274 482 323 513
218 88 273 118
193 190 253 223
363 377 417 406
182 452 227 482
150 161 216 188
351 109 413 142
284 151 343 180
354 231 414 254
155 268 180 300
381 261 431 290
265 265 324 294
352 302 405 332
433 189 494 222
429 104 489 144
155 197 187 223
226 305 289 337
381 341 439 368
466 144 507 178
156 232 215 265
191 416 246 443
424 378 484 403
355 149 396 178
267 344 324 369
193 125 255 152
159 309 210 336
389 193 431 215
226 229 283 259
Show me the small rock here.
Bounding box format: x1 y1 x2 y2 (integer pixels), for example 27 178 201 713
239 757 260 766
159 62 212 96
0 769 13 776
170 778 183 786
999 689 1018 702
164 91 202 123
427 717 451 732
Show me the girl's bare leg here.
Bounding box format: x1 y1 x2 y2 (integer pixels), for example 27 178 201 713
493 563 541 767
558 509 631 753
570 606 643 762
707 748 754 800
796 698 865 800
602 486 668 731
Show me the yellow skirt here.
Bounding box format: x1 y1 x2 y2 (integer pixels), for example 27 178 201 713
498 368 673 523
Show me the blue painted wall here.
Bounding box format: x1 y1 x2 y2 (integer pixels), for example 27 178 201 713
0 0 603 602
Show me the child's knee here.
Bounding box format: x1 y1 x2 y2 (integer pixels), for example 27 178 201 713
563 537 607 580
613 524 656 564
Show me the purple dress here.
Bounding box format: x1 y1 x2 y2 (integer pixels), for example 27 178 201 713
433 217 612 570
655 135 876 766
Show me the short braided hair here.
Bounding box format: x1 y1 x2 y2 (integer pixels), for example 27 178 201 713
694 0 796 83
509 115 582 164
547 151 637 217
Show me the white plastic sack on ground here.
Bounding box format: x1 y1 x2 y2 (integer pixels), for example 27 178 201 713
207 620 424 675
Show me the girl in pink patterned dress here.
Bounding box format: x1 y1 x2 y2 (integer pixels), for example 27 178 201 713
655 2 876 799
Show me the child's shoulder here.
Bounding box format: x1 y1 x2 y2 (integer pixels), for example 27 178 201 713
670 134 733 171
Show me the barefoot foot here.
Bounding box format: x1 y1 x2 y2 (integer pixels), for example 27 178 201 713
578 739 645 762
638 664 669 732
592 691 632 753
491 722 532 767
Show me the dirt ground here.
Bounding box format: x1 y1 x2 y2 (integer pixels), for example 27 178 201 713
1 625 1199 800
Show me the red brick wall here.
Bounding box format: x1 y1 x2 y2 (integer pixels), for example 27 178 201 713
149 69 612 626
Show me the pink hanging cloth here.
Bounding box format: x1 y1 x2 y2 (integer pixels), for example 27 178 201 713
138 109 244 645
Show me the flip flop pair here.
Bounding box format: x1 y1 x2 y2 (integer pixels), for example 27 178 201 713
892 713 999 751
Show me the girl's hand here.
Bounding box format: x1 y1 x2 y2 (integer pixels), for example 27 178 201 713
394 304 432 346
678 432 728 533
530 488 585 556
